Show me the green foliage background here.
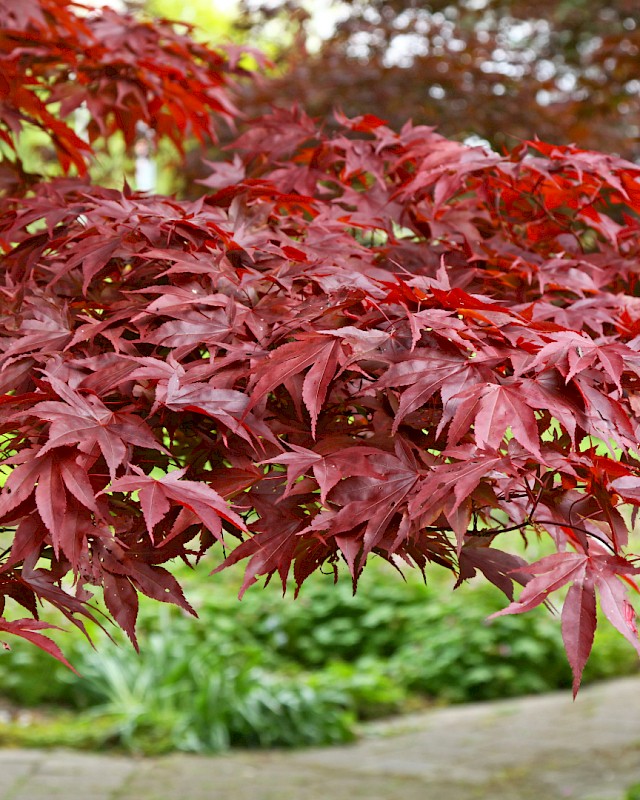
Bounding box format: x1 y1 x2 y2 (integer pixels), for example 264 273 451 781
0 560 636 754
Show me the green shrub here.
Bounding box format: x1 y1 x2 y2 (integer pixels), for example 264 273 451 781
77 614 355 754
228 569 575 702
388 587 573 702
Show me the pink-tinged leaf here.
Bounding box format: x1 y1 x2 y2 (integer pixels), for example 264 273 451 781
529 333 630 392
489 552 588 618
212 525 300 598
261 443 323 498
474 384 542 458
596 571 640 657
318 447 394 504
517 378 580 445
309 453 419 558
457 546 530 600
20 557 98 638
0 457 41 519
335 532 364 578
409 457 505 551
443 498 473 545
562 575 597 696
33 397 123 478
161 381 253 443
319 326 390 361
32 377 165 479
5 517 48 569
128 563 196 616
138 480 171 542
444 390 481 447
58 455 101 515
57 497 88 569
2 307 71 359
102 572 139 650
198 154 246 189
108 467 247 541
34 454 67 555
246 335 334 412
611 476 640 504
262 444 390 504
145 311 232 349
155 469 247 534
0 619 77 673
376 353 478 434
92 428 127 479
108 415 166 453
575 376 637 449
302 339 340 438
310 458 342 506
70 235 123 294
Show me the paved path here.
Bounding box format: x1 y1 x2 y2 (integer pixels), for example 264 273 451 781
0 676 639 800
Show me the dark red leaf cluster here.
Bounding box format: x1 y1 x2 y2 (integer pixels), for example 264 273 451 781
2 1 640 692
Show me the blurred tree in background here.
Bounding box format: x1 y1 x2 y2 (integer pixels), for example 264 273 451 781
235 0 640 158
145 0 236 40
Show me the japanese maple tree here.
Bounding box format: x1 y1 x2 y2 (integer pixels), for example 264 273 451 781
2 0 640 695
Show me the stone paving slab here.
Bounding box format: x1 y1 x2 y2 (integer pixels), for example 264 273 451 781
0 751 136 800
0 676 638 800
289 675 640 793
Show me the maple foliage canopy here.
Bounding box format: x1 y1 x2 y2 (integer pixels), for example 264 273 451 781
2 0 640 694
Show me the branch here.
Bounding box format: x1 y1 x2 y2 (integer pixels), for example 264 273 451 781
424 517 617 554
